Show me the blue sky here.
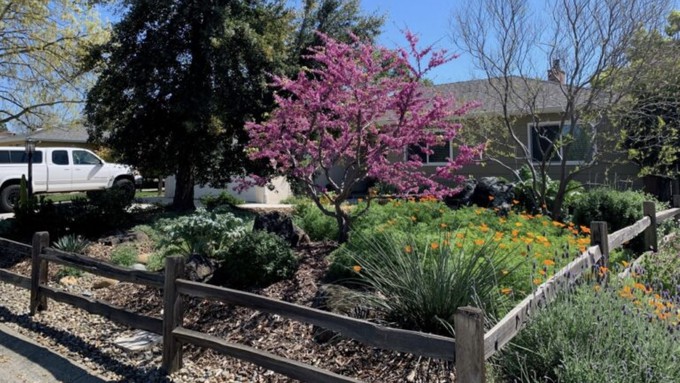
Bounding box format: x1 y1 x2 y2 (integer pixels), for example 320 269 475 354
360 0 477 84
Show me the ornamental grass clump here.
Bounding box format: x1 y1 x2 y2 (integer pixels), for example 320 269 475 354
341 232 516 336
494 280 680 383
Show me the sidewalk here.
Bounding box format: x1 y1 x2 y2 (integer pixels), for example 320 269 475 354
0 323 108 383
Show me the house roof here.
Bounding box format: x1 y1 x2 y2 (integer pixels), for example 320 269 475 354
0 126 89 145
429 76 585 115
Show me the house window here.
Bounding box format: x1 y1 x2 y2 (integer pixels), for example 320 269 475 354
529 123 591 164
407 140 452 165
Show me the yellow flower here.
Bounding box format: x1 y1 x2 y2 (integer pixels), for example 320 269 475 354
499 243 507 249
440 223 447 229
430 242 440 250
512 229 519 237
474 239 485 246
501 269 509 275
480 223 489 233
500 287 512 295
621 260 630 268
594 285 601 292
456 242 463 248
538 269 546 276
515 222 523 227
533 278 543 285
404 245 412 254
352 265 362 273
456 232 465 239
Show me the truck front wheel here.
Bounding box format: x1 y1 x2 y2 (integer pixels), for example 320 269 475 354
113 178 135 203
0 184 20 213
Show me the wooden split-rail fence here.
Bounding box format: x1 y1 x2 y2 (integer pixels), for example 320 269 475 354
0 196 678 382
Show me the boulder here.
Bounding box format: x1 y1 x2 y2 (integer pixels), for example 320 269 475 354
253 211 310 247
445 178 477 207
136 252 151 264
470 177 515 208
184 253 218 283
92 277 119 289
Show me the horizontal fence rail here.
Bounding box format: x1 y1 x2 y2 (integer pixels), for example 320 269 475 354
484 245 602 359
41 248 164 288
173 327 362 383
0 268 31 289
175 278 456 361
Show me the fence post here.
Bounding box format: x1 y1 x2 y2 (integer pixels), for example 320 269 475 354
162 255 185 374
590 222 609 281
29 232 50 315
454 306 485 383
642 201 658 252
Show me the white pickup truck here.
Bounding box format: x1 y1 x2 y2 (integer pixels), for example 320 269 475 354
0 147 137 212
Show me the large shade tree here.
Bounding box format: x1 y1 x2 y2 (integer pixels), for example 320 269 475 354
85 0 292 210
86 0 382 210
244 33 482 242
616 11 680 199
0 0 109 131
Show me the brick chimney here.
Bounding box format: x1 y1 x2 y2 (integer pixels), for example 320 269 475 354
548 59 565 84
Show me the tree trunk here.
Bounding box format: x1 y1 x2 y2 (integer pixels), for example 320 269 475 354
173 160 195 211
335 207 350 243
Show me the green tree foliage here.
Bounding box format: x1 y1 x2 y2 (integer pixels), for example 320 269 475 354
289 0 383 69
0 0 109 131
617 11 680 180
85 0 292 210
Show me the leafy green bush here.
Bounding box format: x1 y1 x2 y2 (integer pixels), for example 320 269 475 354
570 188 666 232
216 230 298 288
53 235 89 254
157 208 247 257
339 232 515 336
200 192 244 211
55 266 83 279
145 251 166 272
110 244 137 267
494 281 680 383
291 200 338 241
513 165 583 215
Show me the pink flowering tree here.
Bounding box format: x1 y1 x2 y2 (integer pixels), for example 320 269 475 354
244 33 482 242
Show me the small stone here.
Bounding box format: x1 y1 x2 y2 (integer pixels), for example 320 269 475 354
59 276 78 286
114 330 162 352
92 277 119 289
130 263 147 271
136 253 151 264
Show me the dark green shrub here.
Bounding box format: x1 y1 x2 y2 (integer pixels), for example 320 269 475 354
110 244 137 266
216 230 297 288
494 282 680 383
200 192 244 211
570 188 666 232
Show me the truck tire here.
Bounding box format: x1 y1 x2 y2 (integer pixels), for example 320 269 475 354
113 178 136 203
0 184 20 212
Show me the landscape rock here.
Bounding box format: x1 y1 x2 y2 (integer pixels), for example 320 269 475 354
445 178 477 207
59 276 78 286
113 330 162 352
130 263 147 271
92 277 119 289
253 211 310 247
136 253 151 264
471 177 515 208
184 254 217 283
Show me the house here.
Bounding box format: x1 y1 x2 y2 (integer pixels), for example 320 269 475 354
415 64 641 190
0 126 95 149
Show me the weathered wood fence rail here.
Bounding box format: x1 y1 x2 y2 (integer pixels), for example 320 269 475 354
0 196 678 382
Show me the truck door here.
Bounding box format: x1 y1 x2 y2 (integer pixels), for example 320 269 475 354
72 150 109 190
49 149 72 192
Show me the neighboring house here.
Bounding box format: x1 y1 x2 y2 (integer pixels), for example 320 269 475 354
415 65 640 190
0 126 94 149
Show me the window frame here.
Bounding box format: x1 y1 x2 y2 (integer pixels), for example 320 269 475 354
404 135 453 166
527 121 589 166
